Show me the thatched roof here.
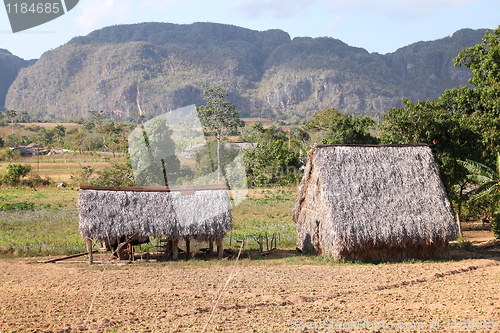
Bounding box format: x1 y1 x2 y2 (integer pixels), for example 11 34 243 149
293 144 457 261
78 185 232 241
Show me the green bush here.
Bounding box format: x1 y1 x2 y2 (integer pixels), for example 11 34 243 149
0 164 32 185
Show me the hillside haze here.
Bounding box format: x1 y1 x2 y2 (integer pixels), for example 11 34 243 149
4 22 486 120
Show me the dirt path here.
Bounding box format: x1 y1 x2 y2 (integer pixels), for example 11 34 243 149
1 257 500 332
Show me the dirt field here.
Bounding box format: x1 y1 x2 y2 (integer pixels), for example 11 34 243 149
1 250 500 332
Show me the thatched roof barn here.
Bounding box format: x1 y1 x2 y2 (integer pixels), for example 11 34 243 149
78 185 232 261
78 185 232 241
292 144 457 262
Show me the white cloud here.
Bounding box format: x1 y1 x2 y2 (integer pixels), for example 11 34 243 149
75 0 132 32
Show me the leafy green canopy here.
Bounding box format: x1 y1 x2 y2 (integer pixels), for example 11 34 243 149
244 126 301 187
129 117 180 186
197 87 245 140
321 115 378 145
197 86 244 182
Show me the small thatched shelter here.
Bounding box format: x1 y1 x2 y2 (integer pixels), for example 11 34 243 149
78 184 232 262
293 144 457 261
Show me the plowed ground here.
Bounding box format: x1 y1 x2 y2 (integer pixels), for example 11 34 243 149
1 253 500 332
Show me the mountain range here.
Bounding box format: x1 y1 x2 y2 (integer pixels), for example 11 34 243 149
2 22 488 121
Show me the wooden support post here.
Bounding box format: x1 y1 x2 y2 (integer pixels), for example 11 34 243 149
217 237 223 259
208 238 214 253
172 238 179 260
166 240 173 260
86 237 93 265
185 237 190 260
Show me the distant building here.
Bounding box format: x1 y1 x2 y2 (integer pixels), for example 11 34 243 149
10 143 47 156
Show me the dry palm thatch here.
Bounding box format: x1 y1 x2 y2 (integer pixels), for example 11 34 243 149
292 144 457 262
78 186 232 242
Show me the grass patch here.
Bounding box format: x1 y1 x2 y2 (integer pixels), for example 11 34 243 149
229 188 297 251
0 209 84 257
450 236 473 251
0 188 78 209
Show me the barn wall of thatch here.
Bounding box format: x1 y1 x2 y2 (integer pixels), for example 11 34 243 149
78 189 232 241
293 144 457 261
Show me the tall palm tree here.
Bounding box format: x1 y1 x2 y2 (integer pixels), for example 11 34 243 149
6 110 17 134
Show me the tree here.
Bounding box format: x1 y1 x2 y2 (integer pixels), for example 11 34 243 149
194 142 239 178
88 110 108 145
244 127 302 187
6 110 17 135
197 87 244 182
103 122 127 157
453 26 500 116
51 125 66 147
458 153 500 237
129 118 180 186
437 26 500 165
90 162 135 187
73 130 86 154
304 107 346 131
1 163 31 185
381 98 482 193
321 115 379 145
19 111 30 123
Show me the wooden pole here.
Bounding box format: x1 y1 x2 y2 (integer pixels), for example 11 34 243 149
86 238 93 265
185 237 190 260
166 240 173 260
172 238 179 260
208 238 214 253
38 250 98 263
217 237 224 259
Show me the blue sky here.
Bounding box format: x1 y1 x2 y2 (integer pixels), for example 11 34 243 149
1 0 498 60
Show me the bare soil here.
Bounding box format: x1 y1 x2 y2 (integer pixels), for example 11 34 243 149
1 249 500 332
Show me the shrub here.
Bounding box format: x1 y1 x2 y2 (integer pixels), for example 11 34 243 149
0 164 32 186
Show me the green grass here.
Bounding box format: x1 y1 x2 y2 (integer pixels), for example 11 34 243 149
0 188 78 209
230 188 297 250
0 209 84 256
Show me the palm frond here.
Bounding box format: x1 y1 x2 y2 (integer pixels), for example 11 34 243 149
474 184 500 201
458 159 497 180
466 174 495 184
461 182 497 201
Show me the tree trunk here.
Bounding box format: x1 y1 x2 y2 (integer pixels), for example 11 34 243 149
217 137 221 183
456 184 464 238
86 238 93 265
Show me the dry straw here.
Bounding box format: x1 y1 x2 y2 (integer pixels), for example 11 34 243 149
78 188 232 242
293 144 457 261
